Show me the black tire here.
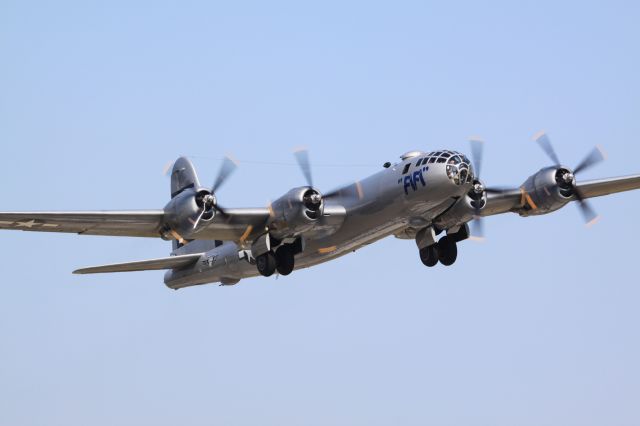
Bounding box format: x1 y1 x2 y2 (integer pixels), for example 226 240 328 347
420 245 440 267
276 246 295 276
256 252 277 277
438 236 458 266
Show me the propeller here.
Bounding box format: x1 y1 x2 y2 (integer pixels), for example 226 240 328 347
192 156 238 229
533 132 606 225
468 138 511 239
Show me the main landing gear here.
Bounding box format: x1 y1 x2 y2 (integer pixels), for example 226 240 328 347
417 225 467 268
419 236 458 267
256 245 296 277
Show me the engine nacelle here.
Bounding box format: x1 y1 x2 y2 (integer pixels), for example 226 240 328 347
269 187 324 239
432 193 485 231
517 166 574 217
162 188 214 238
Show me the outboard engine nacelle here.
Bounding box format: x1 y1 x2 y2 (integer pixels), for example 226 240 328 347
518 166 574 217
162 188 214 239
269 187 324 239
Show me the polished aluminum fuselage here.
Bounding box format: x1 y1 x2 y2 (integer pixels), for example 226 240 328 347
165 157 470 288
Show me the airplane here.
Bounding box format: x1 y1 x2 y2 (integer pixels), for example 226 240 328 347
1 132 639 290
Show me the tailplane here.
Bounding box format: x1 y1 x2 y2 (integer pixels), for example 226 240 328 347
73 253 202 275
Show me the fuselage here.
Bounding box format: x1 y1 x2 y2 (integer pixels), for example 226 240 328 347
165 150 475 289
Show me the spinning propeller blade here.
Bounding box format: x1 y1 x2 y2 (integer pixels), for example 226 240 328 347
533 131 562 166
294 148 314 188
574 146 607 175
470 137 484 180
212 156 239 193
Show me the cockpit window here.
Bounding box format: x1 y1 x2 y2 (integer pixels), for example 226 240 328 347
402 163 411 174
428 157 436 163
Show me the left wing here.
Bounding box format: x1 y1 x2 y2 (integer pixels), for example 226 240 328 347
0 211 166 238
482 174 640 217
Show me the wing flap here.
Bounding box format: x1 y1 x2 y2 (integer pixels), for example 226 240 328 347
73 253 202 275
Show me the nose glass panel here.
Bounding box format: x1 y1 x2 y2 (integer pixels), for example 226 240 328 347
423 150 474 185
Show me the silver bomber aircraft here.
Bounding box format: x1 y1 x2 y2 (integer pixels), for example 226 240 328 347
1 133 640 290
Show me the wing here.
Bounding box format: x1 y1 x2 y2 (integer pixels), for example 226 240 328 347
0 211 165 237
0 208 272 242
194 208 271 242
575 174 640 199
482 174 640 217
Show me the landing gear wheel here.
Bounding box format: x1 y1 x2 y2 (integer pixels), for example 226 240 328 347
276 246 295 276
420 245 440 267
438 236 458 266
256 252 277 277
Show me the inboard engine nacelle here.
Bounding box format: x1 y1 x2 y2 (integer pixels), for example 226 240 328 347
268 187 324 239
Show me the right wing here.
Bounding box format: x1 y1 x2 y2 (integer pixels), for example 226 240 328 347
0 211 166 238
0 208 272 242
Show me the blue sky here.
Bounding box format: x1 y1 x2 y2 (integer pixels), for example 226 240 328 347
1 1 639 425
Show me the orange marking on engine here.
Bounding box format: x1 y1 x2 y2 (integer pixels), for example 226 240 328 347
318 246 337 254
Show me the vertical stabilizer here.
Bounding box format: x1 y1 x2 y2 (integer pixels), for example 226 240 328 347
170 157 201 198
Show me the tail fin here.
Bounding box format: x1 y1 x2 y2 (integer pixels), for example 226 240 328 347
170 157 201 198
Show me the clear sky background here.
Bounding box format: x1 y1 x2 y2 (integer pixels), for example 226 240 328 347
1 1 639 425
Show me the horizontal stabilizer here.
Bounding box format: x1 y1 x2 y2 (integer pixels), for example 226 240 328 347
73 253 202 275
